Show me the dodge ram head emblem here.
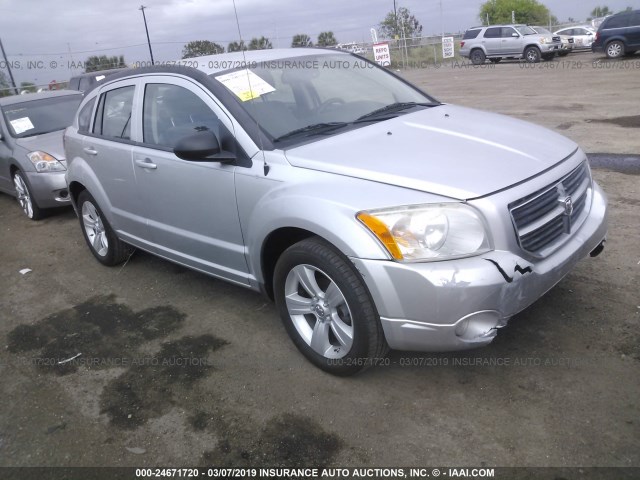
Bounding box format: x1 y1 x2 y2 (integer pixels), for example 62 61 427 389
562 196 574 216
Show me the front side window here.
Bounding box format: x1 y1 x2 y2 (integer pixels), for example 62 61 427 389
143 83 220 149
1 95 81 138
502 27 519 37
93 86 134 139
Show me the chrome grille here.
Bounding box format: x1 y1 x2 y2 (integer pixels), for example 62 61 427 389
509 162 591 255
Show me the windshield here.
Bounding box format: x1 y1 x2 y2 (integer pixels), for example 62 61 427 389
516 26 537 35
533 27 551 35
2 95 82 138
211 54 438 144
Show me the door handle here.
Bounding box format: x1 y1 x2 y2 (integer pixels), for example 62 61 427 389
135 159 157 170
83 147 98 155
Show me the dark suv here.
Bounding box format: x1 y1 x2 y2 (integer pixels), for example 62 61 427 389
67 69 124 93
592 9 640 58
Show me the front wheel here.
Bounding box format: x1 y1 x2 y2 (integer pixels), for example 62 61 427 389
13 170 44 220
606 41 625 59
273 238 388 375
77 190 133 266
524 46 541 63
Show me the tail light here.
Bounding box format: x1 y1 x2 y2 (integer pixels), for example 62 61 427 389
595 31 600 42
460 41 465 48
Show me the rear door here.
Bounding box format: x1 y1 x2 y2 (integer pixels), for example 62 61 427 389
82 79 148 241
628 12 640 47
131 76 250 285
482 27 503 55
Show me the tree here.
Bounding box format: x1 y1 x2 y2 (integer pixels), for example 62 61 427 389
590 6 611 18
248 36 272 50
479 0 555 26
84 55 126 72
227 40 247 52
291 34 313 48
0 71 12 98
379 7 423 40
317 31 338 47
182 40 224 59
20 82 36 93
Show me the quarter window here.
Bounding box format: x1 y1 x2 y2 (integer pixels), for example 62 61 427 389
143 83 220 149
463 29 481 40
78 97 96 133
93 86 135 140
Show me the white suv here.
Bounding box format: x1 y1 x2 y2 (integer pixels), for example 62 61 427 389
460 24 562 64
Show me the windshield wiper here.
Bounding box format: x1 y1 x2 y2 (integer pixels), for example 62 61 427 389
273 122 349 143
354 102 435 123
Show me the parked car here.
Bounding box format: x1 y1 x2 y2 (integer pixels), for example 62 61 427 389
64 48 608 375
67 68 125 93
554 26 596 50
592 9 640 58
0 90 82 219
532 26 573 56
460 24 562 64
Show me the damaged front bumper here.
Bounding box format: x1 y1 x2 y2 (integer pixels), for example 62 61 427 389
350 183 608 352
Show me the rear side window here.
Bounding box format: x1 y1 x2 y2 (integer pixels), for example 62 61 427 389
93 86 135 140
484 27 502 38
631 12 640 27
603 14 630 29
78 97 96 132
463 29 481 40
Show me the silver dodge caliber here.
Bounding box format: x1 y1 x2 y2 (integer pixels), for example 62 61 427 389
64 48 608 375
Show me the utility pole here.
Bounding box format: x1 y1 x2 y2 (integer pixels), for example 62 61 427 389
139 5 155 64
0 38 18 95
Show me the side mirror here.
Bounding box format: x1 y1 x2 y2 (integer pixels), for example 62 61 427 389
173 130 235 163
587 32 594 35
512 32 519 37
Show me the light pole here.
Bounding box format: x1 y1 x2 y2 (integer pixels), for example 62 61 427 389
139 5 155 64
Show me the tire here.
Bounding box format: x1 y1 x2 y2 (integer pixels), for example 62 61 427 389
489 57 502 64
77 190 133 266
470 49 486 65
542 53 556 61
273 238 388 376
605 41 624 59
524 46 541 63
13 170 44 220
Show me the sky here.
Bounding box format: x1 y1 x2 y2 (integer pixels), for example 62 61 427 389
0 0 637 86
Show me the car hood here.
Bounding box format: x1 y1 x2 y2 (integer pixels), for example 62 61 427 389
15 130 66 161
284 105 578 200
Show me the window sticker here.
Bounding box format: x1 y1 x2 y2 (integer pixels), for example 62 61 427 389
95 75 106 82
215 69 275 101
9 117 35 135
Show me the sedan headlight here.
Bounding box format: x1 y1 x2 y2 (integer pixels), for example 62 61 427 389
357 204 492 262
27 151 66 172
539 37 548 44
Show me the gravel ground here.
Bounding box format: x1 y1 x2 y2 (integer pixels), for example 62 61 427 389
0 51 638 474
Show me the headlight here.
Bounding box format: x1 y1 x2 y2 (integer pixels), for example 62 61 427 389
357 204 492 262
27 151 66 172
539 38 548 44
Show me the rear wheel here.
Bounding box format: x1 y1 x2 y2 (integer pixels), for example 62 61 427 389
524 46 542 63
13 170 44 220
273 238 388 376
605 40 624 59
470 49 486 65
77 190 133 266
